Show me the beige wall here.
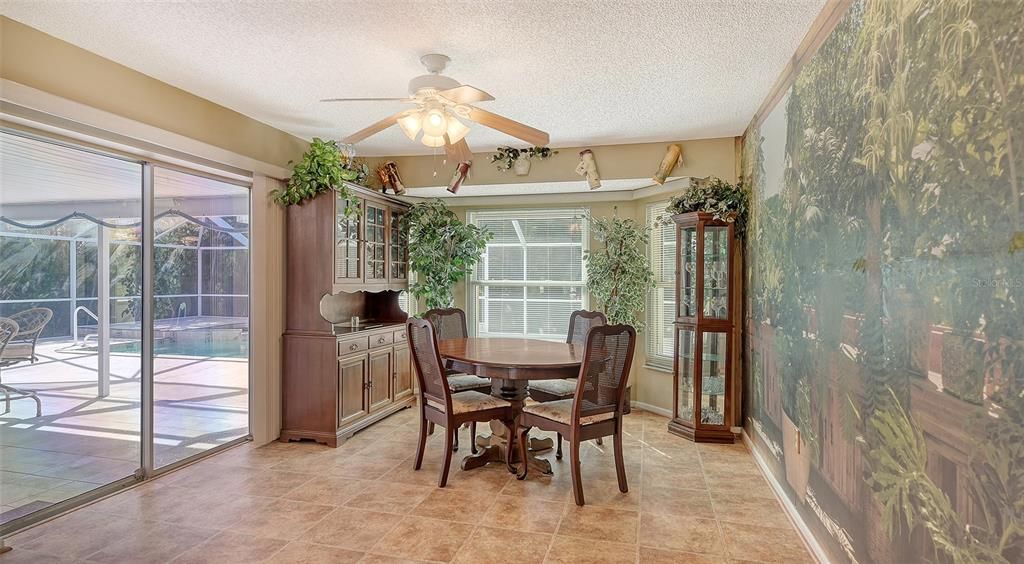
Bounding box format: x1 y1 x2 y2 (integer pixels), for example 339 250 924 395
0 16 307 169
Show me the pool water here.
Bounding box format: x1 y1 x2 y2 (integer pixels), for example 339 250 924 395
111 338 249 358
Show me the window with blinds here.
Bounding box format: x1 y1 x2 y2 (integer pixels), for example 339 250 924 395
468 209 588 341
646 201 675 368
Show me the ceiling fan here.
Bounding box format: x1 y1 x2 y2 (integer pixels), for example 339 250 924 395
322 54 549 162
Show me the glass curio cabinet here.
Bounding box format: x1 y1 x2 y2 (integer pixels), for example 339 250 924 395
668 212 741 443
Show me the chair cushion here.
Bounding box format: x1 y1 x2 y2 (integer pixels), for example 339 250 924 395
447 374 491 391
522 398 615 426
427 391 511 414
529 378 577 398
1 343 33 360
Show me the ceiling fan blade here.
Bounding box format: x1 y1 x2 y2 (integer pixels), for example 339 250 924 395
465 106 549 146
444 137 473 163
438 85 495 104
321 97 411 102
342 111 406 144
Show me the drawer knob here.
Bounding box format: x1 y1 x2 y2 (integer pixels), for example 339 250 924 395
378 337 386 344
349 343 358 351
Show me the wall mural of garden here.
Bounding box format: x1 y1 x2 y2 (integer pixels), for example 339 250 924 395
742 0 1022 562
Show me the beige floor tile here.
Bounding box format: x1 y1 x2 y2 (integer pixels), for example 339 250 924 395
557 504 639 544
712 494 792 529
642 463 707 491
227 498 334 540
300 506 400 551
8 510 136 560
411 488 497 523
581 478 640 510
331 456 405 480
370 516 474 562
452 526 553 564
84 521 216 563
499 472 573 502
271 542 364 563
283 475 373 506
641 485 715 518
703 472 776 499
719 522 813 563
543 536 637 564
343 481 433 514
0 548 70 563
638 513 724 555
171 531 287 563
639 546 730 563
358 554 430 564
481 495 566 533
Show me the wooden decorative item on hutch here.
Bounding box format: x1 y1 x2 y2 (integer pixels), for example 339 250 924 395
668 212 742 443
282 182 414 447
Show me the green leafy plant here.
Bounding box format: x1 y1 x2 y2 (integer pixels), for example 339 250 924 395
271 138 368 209
667 176 750 236
583 209 655 329
489 146 557 172
401 199 491 309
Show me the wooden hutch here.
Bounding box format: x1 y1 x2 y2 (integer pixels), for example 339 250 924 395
281 183 414 446
668 212 743 443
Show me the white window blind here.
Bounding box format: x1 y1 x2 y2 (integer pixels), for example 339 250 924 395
646 201 675 368
468 208 588 341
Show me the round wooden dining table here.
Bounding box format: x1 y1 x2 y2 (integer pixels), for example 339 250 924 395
436 337 583 474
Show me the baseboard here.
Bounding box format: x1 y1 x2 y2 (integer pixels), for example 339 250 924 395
741 428 832 564
630 400 672 418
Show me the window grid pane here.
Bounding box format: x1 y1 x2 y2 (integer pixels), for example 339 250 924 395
646 201 675 367
468 209 587 341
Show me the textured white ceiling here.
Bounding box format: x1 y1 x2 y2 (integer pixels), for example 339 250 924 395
1 0 825 157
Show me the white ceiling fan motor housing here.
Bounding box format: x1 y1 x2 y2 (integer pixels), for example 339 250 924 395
408 53 461 97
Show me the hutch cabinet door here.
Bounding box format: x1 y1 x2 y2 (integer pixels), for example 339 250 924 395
338 354 369 427
367 348 393 411
678 225 698 319
389 206 409 284
675 327 697 425
335 195 362 283
392 345 413 400
364 202 388 284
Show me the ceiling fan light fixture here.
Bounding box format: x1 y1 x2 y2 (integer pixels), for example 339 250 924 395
397 113 422 141
445 116 470 144
422 106 448 137
420 134 446 148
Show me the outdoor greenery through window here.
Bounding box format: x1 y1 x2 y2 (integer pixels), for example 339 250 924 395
468 208 587 340
646 201 675 368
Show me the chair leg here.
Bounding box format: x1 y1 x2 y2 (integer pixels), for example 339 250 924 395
570 436 585 506
453 427 460 452
1 386 10 416
556 432 563 459
595 437 603 446
515 424 530 480
413 412 428 470
613 430 628 493
503 419 517 474
439 425 455 487
470 421 478 455
427 422 435 435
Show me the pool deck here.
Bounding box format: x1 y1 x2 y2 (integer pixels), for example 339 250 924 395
0 339 248 524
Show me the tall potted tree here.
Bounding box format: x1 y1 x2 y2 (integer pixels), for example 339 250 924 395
401 199 491 309
583 209 656 328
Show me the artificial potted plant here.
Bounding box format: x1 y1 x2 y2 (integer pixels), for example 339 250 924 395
490 146 557 176
583 209 656 328
271 138 369 211
401 199 491 309
666 176 750 236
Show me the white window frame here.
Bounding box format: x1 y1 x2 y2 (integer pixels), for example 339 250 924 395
646 201 675 370
466 208 589 341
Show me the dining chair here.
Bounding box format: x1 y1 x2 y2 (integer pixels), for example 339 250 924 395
515 324 637 506
407 317 515 486
528 309 606 458
423 307 491 453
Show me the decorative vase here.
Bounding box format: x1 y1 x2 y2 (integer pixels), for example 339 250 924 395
513 156 531 176
941 331 984 404
781 411 811 503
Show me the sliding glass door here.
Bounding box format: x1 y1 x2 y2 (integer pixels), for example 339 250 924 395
152 167 250 468
0 129 251 531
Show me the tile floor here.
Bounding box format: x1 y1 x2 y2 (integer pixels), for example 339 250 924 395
0 341 247 522
1 408 811 563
